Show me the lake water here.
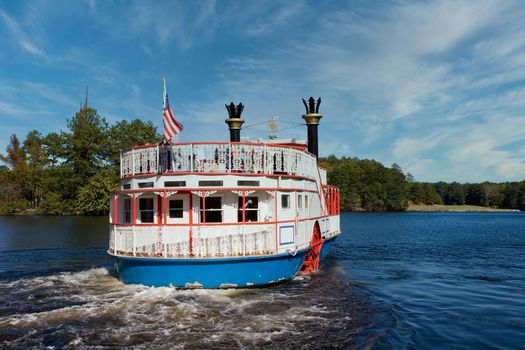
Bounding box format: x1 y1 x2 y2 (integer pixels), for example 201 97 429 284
1 213 524 349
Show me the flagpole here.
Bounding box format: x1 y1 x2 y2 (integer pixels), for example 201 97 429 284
161 77 182 144
162 78 167 107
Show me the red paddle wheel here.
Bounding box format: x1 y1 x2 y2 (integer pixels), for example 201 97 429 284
300 222 323 274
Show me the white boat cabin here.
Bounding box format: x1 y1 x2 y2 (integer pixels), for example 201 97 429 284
109 141 340 259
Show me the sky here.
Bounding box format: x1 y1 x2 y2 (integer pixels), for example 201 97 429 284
1 0 525 183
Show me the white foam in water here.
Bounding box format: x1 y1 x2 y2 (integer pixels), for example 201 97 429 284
0 267 354 348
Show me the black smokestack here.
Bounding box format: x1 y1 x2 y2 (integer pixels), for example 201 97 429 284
225 102 245 142
301 97 322 158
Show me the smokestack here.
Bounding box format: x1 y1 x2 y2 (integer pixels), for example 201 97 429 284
225 102 245 142
302 97 322 158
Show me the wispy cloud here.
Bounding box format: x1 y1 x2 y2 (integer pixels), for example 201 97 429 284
206 0 525 181
0 9 46 57
1 0 524 182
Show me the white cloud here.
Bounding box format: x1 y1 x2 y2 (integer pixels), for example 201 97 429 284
2 0 525 183
0 9 46 57
208 0 525 181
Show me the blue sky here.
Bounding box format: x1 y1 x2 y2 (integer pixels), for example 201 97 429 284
1 0 525 183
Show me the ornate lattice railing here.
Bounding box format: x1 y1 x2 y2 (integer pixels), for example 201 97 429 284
109 224 276 258
120 143 317 179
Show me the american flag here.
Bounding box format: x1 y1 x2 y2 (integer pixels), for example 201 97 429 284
162 80 183 143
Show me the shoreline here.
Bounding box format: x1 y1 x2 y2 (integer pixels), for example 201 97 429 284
406 204 520 212
2 205 522 217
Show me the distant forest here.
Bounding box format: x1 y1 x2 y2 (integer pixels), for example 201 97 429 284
320 156 525 212
1 107 524 215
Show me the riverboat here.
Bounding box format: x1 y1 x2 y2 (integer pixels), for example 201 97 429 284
108 95 341 288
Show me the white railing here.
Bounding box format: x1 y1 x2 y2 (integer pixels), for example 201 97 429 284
120 143 317 179
110 224 276 258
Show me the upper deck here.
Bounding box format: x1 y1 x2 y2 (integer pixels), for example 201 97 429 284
120 142 320 181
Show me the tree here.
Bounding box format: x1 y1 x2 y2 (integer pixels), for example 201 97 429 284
107 119 160 167
517 180 525 211
465 183 488 206
0 134 26 171
445 182 465 205
502 182 519 209
23 131 48 208
0 134 28 211
484 182 505 207
63 108 109 182
42 132 66 166
324 156 409 211
76 167 118 215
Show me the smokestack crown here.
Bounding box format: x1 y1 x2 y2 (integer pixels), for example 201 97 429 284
301 96 323 157
225 102 245 142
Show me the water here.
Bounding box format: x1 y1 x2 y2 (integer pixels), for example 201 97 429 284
1 213 524 349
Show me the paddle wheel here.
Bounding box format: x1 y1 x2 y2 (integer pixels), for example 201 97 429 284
300 222 323 274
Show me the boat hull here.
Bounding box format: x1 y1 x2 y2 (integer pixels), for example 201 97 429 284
112 250 307 288
320 236 337 260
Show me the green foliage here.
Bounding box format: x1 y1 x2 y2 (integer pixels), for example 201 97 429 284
323 156 409 211
76 167 119 215
1 105 523 215
38 192 66 215
409 182 441 205
322 156 525 212
416 180 524 209
445 182 465 205
64 108 109 181
107 119 161 166
502 182 519 209
465 184 488 206
1 200 28 216
22 130 48 208
484 183 505 207
518 182 525 211
0 106 159 216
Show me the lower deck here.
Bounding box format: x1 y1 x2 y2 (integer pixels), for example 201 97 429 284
109 185 340 259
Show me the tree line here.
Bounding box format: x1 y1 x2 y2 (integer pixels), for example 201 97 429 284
320 156 525 211
0 107 159 215
1 109 524 215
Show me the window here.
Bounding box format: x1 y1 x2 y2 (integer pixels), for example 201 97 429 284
138 182 154 188
199 180 223 187
238 196 259 222
122 184 131 190
305 194 308 208
237 180 260 186
169 199 184 218
200 197 222 223
165 181 186 187
139 198 154 223
298 194 302 209
281 194 290 209
124 198 131 223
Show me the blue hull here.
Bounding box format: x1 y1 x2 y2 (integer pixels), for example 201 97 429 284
112 250 307 288
320 236 337 260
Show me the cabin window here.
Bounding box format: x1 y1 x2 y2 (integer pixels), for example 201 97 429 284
281 194 290 209
199 197 222 223
138 182 154 188
238 196 259 222
304 194 308 208
169 199 184 218
298 194 303 209
165 181 186 187
122 184 131 190
139 198 154 223
237 180 260 186
199 180 223 187
123 198 131 223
